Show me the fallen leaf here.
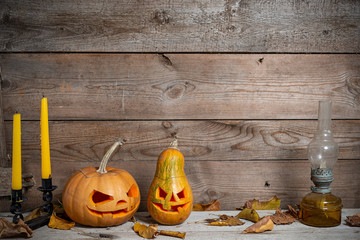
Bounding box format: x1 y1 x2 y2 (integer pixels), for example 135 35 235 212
53 204 65 215
345 212 360 227
206 215 244 226
219 214 231 220
0 218 33 238
133 222 158 239
48 212 75 230
243 216 274 233
286 205 299 219
52 202 74 222
208 221 231 226
134 222 147 232
236 208 260 222
193 199 220 211
243 196 281 210
159 230 186 239
24 207 41 221
270 208 296 225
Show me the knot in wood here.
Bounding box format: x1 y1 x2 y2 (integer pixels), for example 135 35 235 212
162 121 173 129
165 84 185 100
154 10 170 25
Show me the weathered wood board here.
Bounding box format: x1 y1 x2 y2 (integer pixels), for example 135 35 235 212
0 167 35 197
3 120 360 162
0 0 359 52
0 160 359 212
1 54 360 120
1 210 359 240
0 84 7 167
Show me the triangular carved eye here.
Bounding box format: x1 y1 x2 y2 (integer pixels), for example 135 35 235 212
170 193 176 202
157 187 168 200
177 189 185 199
127 184 139 198
91 190 114 205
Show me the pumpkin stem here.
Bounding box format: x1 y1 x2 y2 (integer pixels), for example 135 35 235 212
97 138 125 174
169 137 179 150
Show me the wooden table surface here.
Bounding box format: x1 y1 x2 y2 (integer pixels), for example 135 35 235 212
1 209 359 240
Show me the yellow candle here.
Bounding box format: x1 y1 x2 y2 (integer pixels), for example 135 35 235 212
41 97 52 179
12 113 22 190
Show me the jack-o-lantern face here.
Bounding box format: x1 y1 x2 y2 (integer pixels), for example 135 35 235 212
87 183 139 218
62 167 140 227
152 185 190 212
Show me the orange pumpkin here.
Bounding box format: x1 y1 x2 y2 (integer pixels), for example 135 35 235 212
147 138 193 225
62 138 140 227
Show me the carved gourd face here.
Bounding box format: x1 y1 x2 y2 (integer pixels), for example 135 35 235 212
147 140 193 225
152 184 190 213
149 177 193 223
62 167 140 227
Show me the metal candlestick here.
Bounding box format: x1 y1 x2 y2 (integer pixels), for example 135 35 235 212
10 189 25 223
37 178 57 215
21 178 58 230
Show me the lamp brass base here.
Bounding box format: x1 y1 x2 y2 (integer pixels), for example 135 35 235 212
299 192 342 227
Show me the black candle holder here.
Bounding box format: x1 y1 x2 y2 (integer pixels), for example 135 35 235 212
10 189 26 223
37 178 57 215
24 178 58 230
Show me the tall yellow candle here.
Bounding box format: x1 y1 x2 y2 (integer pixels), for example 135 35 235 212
41 97 52 179
12 113 22 190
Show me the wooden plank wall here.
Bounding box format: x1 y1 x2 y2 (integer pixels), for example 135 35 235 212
0 0 359 212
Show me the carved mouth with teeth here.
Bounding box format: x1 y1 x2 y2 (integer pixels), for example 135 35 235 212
152 202 190 213
87 207 129 218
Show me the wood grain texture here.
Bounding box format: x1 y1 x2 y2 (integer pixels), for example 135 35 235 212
0 0 359 53
1 210 358 240
0 81 8 166
1 54 360 120
4 120 360 162
0 167 11 196
0 167 35 196
0 159 359 211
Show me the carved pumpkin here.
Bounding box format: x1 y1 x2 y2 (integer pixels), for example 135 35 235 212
62 138 140 227
147 139 193 225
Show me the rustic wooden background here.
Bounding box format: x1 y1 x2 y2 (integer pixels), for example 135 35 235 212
0 0 359 212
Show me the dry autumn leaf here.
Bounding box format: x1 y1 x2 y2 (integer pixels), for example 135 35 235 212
133 222 158 239
207 215 244 226
53 204 65 215
286 205 299 219
24 207 41 222
134 222 147 232
48 213 75 230
345 212 360 227
270 208 296 225
193 199 220 211
243 216 274 234
159 230 186 239
243 196 281 210
0 218 33 238
236 208 260 222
